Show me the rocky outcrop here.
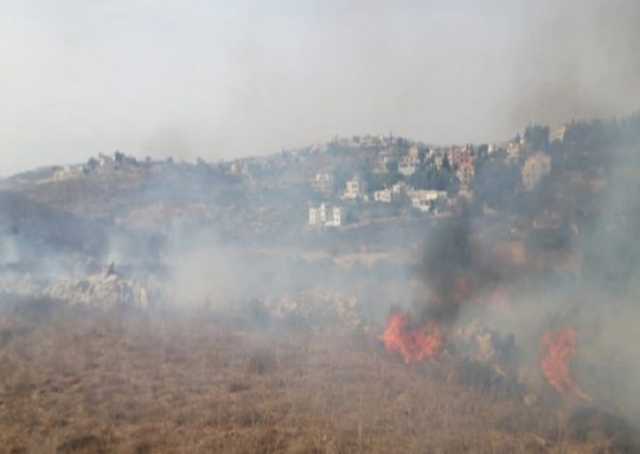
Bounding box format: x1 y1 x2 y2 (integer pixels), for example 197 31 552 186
0 268 153 309
46 272 151 309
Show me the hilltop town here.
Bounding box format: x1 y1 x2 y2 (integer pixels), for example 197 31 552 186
5 113 638 259
1 112 639 299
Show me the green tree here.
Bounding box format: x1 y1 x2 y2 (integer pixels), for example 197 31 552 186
472 153 519 209
524 124 550 151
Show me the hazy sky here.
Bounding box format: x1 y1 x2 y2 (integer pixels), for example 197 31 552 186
1 0 638 176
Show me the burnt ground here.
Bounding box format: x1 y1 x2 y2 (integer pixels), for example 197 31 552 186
0 302 635 454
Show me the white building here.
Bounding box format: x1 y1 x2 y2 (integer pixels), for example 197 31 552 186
325 207 343 227
392 181 408 195
312 172 334 194
433 151 446 170
373 152 394 174
97 153 113 166
550 126 568 144
229 161 245 176
52 165 82 181
374 188 393 203
308 206 319 225
506 142 525 161
309 203 343 227
343 176 367 200
398 163 416 176
408 145 421 162
408 190 447 212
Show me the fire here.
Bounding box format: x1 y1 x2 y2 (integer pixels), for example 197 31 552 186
381 313 444 364
540 328 591 401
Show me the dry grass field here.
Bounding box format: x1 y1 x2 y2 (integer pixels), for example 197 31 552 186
0 301 635 453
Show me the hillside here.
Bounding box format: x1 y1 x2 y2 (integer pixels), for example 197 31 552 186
1 113 640 453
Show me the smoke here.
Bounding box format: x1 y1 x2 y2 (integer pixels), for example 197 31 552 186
509 0 640 127
0 234 20 265
401 111 640 425
414 209 511 325
415 214 474 323
1 0 640 441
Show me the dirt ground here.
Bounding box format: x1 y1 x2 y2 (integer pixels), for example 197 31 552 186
0 302 634 453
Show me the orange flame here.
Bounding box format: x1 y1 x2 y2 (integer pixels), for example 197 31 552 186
381 314 444 364
541 328 591 401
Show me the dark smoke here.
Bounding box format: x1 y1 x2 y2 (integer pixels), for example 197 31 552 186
418 215 471 319
415 211 504 324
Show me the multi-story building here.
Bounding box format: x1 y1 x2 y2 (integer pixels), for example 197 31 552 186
309 204 343 227
373 188 393 203
398 157 416 176
408 190 447 212
311 172 334 194
343 176 367 200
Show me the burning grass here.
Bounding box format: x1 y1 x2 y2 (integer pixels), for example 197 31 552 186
380 313 443 364
0 302 634 453
541 328 591 402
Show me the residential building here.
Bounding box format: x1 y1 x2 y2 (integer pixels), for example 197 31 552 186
311 172 334 194
550 126 568 143
52 165 82 181
373 152 394 174
392 181 408 195
374 188 393 203
229 161 245 176
308 207 319 226
97 153 114 169
447 144 474 167
407 145 422 164
408 190 447 212
343 176 367 200
326 207 343 227
506 142 525 161
398 157 416 176
308 204 324 226
456 158 475 188
308 203 343 227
